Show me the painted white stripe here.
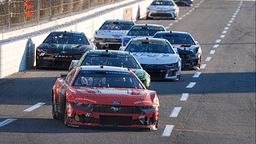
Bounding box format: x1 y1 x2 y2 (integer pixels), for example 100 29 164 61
195 5 198 8
189 10 193 12
193 72 202 78
180 93 189 101
210 50 215 54
225 27 229 30
182 15 186 17
220 35 225 38
162 125 174 137
232 15 236 18
213 44 219 48
0 119 17 128
174 20 179 23
23 102 46 112
215 39 221 43
222 31 227 34
231 18 235 21
186 12 190 15
229 20 233 23
227 23 231 26
178 17 183 20
165 26 170 29
169 23 173 26
192 8 195 11
201 64 207 69
205 57 212 61
169 107 182 117
186 82 196 88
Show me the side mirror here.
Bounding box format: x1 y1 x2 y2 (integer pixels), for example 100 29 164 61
195 41 199 45
119 46 126 51
68 60 79 71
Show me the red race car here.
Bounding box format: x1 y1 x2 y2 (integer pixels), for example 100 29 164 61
52 65 159 130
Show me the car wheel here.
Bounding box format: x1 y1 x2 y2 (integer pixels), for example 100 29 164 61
63 102 69 127
52 96 59 119
150 120 158 131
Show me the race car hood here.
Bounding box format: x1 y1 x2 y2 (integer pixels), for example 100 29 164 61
148 5 177 11
172 44 198 54
70 87 155 106
38 43 93 54
95 30 127 38
131 52 179 64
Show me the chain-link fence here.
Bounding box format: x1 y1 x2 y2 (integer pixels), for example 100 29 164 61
0 0 120 30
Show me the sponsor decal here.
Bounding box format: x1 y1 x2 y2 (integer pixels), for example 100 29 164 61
111 106 122 112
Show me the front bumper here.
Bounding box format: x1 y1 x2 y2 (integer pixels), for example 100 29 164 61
141 65 181 80
147 10 179 19
66 103 159 129
94 37 122 49
179 54 201 69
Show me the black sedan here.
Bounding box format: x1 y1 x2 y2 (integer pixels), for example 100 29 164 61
36 31 95 69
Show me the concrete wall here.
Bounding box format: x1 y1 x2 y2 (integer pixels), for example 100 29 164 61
0 0 152 78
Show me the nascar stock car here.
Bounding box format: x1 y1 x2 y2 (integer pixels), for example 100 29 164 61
52 66 159 130
154 31 202 70
146 0 179 20
121 24 166 46
36 31 95 69
69 50 151 89
173 0 193 6
94 19 135 50
120 37 182 81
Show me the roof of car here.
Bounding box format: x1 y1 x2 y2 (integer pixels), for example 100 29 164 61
131 24 165 28
50 31 84 35
154 31 190 35
131 37 169 42
86 50 131 56
104 19 135 23
78 65 130 72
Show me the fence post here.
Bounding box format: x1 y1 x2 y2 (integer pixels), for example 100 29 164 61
5 0 10 29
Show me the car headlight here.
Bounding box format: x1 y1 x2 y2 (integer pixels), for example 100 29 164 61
140 105 158 110
70 101 91 107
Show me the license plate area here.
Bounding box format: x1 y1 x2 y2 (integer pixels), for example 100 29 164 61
100 115 132 125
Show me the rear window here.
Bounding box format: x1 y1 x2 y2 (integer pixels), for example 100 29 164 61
73 71 144 89
154 33 195 45
43 33 89 45
99 21 134 30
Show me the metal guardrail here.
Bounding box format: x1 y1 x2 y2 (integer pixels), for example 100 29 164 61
0 0 120 30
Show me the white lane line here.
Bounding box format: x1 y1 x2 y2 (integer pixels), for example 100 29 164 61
210 50 215 54
169 23 173 26
205 57 212 61
193 72 202 78
213 44 219 48
178 17 183 20
222 31 227 34
201 64 207 69
227 23 231 26
180 93 189 101
165 26 170 29
215 39 221 43
169 107 182 117
182 15 186 17
162 125 174 137
0 119 17 128
186 12 190 15
220 35 225 38
232 15 236 18
189 10 193 13
174 20 179 23
23 102 46 112
229 20 233 23
225 27 229 30
186 82 196 88
231 18 235 21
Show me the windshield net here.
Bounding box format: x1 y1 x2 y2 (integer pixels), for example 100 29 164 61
82 54 141 69
126 41 174 53
73 71 144 89
151 1 174 6
43 33 89 45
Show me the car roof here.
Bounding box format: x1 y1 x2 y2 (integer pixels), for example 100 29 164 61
50 31 84 35
131 37 169 42
104 19 135 23
86 50 132 56
131 24 165 28
78 65 130 72
155 31 190 35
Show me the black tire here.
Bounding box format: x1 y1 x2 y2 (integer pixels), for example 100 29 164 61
52 94 59 119
63 102 69 127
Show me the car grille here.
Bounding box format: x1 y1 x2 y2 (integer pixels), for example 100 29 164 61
145 69 166 78
88 105 142 114
100 115 132 125
151 13 174 17
179 54 190 60
104 38 121 43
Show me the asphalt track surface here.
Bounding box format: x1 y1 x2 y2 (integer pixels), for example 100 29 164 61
0 0 255 143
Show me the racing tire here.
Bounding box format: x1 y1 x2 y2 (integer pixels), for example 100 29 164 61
150 120 158 131
63 102 69 127
52 97 59 119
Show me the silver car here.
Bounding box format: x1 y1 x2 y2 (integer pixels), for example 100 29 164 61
94 19 135 50
146 0 179 20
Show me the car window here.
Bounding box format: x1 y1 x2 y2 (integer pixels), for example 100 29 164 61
81 54 141 69
43 33 89 45
154 34 195 45
127 27 165 36
151 1 174 6
99 21 134 30
73 71 144 89
126 41 175 54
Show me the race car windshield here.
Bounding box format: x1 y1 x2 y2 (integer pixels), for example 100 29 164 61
126 41 175 54
127 27 165 36
99 22 134 30
82 54 141 69
43 33 89 45
151 1 174 6
154 34 195 45
73 71 144 89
